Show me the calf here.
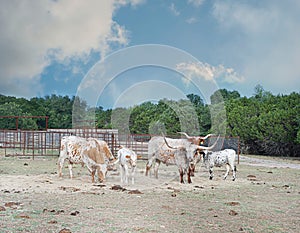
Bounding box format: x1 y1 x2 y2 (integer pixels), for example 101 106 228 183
114 146 138 185
203 149 237 181
58 136 115 183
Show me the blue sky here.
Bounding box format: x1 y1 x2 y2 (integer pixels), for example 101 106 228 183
1 0 300 109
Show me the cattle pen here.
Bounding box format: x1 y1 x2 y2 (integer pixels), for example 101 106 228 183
0 129 240 162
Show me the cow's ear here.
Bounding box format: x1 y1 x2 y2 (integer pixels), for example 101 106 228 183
137 155 143 159
125 155 131 159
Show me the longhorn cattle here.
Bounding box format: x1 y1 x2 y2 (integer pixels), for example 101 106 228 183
114 146 138 185
58 135 115 183
203 149 237 181
145 136 218 183
177 132 213 175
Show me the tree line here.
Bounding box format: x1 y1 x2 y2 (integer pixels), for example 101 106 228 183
0 85 299 156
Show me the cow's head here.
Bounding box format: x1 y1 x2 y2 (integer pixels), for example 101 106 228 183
106 152 117 171
125 154 137 167
107 159 117 171
188 149 204 176
187 136 220 175
178 132 212 145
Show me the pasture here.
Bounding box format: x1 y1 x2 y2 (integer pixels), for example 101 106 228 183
0 154 299 233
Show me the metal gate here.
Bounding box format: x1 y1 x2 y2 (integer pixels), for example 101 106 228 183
0 129 151 159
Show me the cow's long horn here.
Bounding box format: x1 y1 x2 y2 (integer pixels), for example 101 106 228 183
164 137 177 149
178 132 192 139
197 135 220 150
200 134 213 140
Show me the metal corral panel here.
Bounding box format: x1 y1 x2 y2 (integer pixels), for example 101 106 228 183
0 130 239 162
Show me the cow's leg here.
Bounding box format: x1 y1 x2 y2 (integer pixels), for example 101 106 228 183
120 164 124 183
58 147 68 177
209 166 214 180
145 157 153 176
91 169 96 183
189 163 195 177
124 164 129 184
131 165 136 185
154 160 160 179
224 164 230 180
179 168 184 183
97 171 105 183
232 165 237 181
57 157 65 177
68 164 73 179
187 167 192 184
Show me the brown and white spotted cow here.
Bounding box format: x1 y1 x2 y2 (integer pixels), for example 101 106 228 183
58 135 115 183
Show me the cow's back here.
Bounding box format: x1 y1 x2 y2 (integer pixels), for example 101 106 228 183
61 136 87 163
85 138 105 164
148 136 178 165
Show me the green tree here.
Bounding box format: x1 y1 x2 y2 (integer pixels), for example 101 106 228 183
129 102 158 134
0 102 38 129
96 107 112 129
211 89 240 104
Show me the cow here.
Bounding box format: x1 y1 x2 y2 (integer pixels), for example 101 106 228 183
203 149 237 181
58 135 115 183
178 132 212 145
177 132 213 175
114 146 138 185
145 135 218 183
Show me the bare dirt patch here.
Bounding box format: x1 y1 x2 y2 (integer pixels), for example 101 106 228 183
0 154 299 232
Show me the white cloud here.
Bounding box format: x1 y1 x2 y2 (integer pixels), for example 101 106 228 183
212 0 300 94
212 1 278 34
186 17 198 24
169 3 180 16
0 0 141 97
176 62 244 84
117 0 146 7
187 0 205 8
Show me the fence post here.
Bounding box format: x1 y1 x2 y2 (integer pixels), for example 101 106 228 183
32 132 35 160
111 133 115 156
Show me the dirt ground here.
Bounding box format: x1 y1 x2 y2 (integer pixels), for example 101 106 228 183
0 153 299 233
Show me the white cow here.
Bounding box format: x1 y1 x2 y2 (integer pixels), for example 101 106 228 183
114 146 138 185
145 136 219 183
203 149 237 181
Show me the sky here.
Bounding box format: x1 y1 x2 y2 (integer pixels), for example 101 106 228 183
1 0 300 109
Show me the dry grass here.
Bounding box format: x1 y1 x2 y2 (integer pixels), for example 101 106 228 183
0 154 299 233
